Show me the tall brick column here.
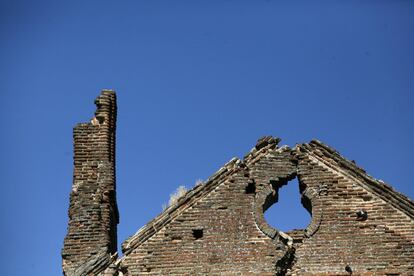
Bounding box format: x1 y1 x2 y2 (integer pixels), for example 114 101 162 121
62 90 119 275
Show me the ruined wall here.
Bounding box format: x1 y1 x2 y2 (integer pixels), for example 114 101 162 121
62 91 119 275
120 138 297 275
118 140 414 276
62 92 414 276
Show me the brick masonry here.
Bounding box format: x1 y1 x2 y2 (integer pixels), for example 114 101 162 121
62 91 414 275
62 91 119 275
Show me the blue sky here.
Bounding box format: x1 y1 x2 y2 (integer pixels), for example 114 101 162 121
1 1 413 275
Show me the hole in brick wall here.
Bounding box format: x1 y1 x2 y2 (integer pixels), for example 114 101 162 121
356 210 368 221
362 195 372 201
264 177 311 232
192 229 203 239
245 182 256 194
96 115 105 124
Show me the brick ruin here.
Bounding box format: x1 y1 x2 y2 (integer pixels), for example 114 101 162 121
63 91 414 275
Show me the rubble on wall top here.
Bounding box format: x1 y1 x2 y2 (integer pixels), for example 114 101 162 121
255 136 281 150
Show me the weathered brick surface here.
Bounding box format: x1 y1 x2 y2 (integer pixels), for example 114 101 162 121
120 137 297 275
289 142 414 275
62 91 119 275
62 92 414 276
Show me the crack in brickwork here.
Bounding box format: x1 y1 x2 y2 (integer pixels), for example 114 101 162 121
62 92 414 276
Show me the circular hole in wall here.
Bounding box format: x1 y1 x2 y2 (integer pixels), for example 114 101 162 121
264 177 311 232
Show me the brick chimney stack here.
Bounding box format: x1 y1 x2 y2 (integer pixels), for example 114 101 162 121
62 90 119 275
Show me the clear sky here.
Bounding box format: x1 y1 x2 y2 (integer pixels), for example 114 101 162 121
1 1 413 275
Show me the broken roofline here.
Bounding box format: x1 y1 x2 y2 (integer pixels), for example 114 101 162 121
121 136 283 254
121 135 414 255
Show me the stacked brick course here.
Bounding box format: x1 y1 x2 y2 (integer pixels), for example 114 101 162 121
62 92 414 276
